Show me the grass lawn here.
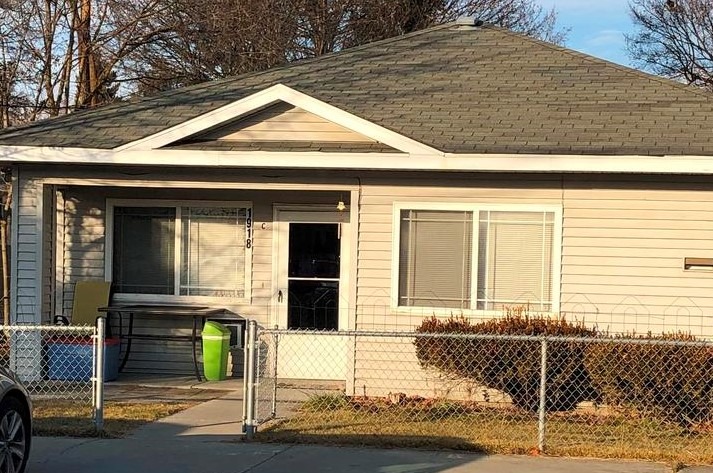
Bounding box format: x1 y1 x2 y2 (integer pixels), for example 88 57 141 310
33 400 197 438
257 397 713 465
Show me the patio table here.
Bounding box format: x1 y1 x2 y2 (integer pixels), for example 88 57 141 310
97 304 243 382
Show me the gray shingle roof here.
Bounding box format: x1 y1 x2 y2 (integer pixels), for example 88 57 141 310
1 22 713 156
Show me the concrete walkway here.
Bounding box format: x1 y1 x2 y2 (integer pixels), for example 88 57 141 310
28 439 713 473
28 390 713 473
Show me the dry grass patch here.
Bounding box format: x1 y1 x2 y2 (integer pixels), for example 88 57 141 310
33 400 197 438
257 395 713 465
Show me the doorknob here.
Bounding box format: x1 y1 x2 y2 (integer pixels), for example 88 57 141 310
277 290 283 303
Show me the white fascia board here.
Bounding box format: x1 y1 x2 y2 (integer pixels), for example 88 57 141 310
115 83 442 156
4 146 713 174
442 153 713 174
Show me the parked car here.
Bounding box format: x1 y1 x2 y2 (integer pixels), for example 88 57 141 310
0 367 31 473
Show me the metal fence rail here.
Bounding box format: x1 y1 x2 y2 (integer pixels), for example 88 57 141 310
0 320 106 430
245 327 713 463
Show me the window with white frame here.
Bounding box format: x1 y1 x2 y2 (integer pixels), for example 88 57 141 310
111 203 252 298
397 207 556 311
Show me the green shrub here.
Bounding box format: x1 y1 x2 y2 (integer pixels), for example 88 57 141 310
414 308 597 412
584 333 713 427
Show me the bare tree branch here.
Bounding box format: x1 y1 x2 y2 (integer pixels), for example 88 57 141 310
627 0 713 90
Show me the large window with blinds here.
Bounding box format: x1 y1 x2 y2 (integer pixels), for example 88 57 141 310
110 201 252 299
397 206 558 311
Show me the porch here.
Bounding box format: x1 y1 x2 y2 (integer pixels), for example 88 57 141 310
12 166 358 380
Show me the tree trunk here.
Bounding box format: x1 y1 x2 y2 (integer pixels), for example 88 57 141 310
75 0 93 108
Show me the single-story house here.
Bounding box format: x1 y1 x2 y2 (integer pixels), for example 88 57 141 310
1 18 713 379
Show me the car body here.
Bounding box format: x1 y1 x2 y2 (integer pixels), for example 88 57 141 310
0 367 32 473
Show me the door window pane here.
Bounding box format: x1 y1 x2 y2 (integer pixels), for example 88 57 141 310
288 223 340 279
398 210 473 309
287 223 340 330
113 207 175 294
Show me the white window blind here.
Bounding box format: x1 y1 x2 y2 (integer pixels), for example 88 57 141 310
398 210 473 309
180 207 246 297
396 207 556 311
477 211 554 311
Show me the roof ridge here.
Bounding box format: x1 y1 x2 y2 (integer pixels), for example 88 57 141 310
162 22 457 96
484 23 713 100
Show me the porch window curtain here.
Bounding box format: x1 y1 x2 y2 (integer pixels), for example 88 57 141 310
112 207 175 294
398 210 473 309
180 207 246 297
476 211 554 311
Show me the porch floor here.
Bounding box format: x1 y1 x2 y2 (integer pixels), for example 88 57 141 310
106 372 244 401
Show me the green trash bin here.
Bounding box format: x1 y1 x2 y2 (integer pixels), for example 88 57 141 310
202 321 231 381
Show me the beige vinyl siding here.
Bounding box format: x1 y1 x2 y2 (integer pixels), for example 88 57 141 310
560 177 713 336
62 188 105 317
201 102 374 143
11 173 43 381
14 174 42 324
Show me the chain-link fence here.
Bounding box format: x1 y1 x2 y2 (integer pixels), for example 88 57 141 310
0 322 106 429
245 327 713 464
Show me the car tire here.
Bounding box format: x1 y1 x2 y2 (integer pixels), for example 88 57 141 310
0 396 30 473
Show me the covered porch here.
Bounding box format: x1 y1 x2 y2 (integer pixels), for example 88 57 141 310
11 165 358 381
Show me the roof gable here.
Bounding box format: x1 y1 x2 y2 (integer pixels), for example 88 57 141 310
118 84 435 155
165 100 399 152
195 102 376 143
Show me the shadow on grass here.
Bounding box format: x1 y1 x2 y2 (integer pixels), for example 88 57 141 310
34 417 135 438
32 400 197 438
257 419 494 453
256 405 713 464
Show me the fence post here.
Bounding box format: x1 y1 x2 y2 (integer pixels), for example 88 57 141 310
271 326 278 419
93 317 106 432
244 320 257 440
241 326 249 429
537 337 548 453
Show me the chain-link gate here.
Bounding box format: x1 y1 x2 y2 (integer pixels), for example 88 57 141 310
0 318 107 430
243 325 713 463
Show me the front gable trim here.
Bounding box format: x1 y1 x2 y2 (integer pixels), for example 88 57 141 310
116 84 442 156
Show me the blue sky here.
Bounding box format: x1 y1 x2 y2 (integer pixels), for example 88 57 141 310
534 0 635 66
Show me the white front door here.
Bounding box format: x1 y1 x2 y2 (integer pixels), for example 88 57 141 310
273 207 350 380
